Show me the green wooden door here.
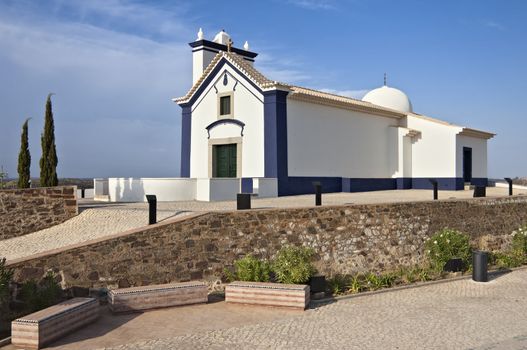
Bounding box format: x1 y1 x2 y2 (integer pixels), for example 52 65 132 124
213 144 237 178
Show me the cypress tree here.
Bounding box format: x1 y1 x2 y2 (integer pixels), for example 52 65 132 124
39 93 58 187
17 118 31 188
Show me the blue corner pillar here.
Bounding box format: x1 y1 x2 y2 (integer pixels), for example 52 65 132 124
263 90 289 195
180 105 192 177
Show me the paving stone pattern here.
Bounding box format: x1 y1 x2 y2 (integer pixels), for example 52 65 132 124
102 269 527 350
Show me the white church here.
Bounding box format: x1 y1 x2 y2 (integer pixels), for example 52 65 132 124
96 29 494 202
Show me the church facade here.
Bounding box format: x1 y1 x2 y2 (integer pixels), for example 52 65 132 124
173 29 494 198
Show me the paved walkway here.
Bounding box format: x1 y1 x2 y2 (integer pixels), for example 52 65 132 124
1 188 525 262
3 269 526 350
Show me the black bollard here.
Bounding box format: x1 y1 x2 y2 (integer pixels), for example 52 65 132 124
145 195 157 225
429 179 438 200
505 178 513 196
237 193 251 210
81 188 85 199
473 186 486 198
313 182 322 206
472 251 488 282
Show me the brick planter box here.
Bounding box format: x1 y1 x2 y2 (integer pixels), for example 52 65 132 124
108 281 208 313
11 298 99 350
225 281 310 310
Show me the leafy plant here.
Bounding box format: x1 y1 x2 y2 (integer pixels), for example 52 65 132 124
491 251 524 269
0 258 13 313
511 225 527 255
327 274 349 295
20 271 62 313
272 246 316 284
225 255 270 282
425 229 471 272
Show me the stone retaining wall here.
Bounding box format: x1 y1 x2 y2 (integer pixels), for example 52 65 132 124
7 196 527 288
0 186 78 240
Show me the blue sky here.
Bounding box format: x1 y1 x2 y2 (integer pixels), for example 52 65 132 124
0 0 526 178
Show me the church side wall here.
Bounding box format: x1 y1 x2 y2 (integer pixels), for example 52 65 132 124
406 115 460 189
456 135 488 184
286 99 399 178
190 65 265 178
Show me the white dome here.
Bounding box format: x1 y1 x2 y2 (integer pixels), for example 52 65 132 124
213 30 231 45
362 85 413 113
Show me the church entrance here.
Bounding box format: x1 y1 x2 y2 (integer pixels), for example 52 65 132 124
463 147 472 183
213 144 237 178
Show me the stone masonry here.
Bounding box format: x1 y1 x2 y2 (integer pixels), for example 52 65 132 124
0 186 78 240
6 196 527 289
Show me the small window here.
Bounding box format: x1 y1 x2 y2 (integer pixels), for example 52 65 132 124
220 95 231 116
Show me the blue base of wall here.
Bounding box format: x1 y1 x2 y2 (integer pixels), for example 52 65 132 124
277 176 486 196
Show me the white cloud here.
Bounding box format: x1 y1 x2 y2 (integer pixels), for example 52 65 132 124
0 1 194 178
484 20 505 31
287 0 336 10
318 88 370 99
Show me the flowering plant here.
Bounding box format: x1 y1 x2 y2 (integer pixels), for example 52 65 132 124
511 225 527 255
425 229 471 272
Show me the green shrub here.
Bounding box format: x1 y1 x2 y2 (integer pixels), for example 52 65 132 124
20 271 62 313
425 229 471 271
327 274 349 295
491 251 524 269
511 225 527 255
225 255 270 282
272 246 316 284
0 258 13 313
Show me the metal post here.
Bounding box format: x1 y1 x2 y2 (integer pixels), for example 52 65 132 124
504 178 513 196
472 251 488 282
81 188 85 199
313 182 322 206
473 186 486 198
145 195 157 225
429 179 438 200
237 193 251 210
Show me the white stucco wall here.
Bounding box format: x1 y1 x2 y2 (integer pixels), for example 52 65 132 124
108 178 196 202
405 116 459 178
253 178 278 198
192 49 217 84
455 135 488 178
286 99 400 178
190 64 265 178
195 178 240 201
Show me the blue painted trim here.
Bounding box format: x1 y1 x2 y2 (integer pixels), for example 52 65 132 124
471 178 488 187
205 119 245 139
179 58 263 108
189 40 258 58
346 178 396 192
411 178 464 191
191 47 255 62
241 178 253 193
396 178 412 190
277 177 469 196
280 177 342 196
263 90 289 195
180 106 191 177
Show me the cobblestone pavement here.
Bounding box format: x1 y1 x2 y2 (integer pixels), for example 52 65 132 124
1 187 525 262
99 269 527 350
0 207 191 261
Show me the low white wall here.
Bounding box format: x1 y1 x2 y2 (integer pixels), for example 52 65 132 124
94 178 109 196
102 177 278 202
76 188 94 199
196 178 241 201
108 178 196 202
253 178 278 198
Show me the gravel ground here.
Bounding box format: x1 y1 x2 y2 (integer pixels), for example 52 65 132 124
97 269 527 350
